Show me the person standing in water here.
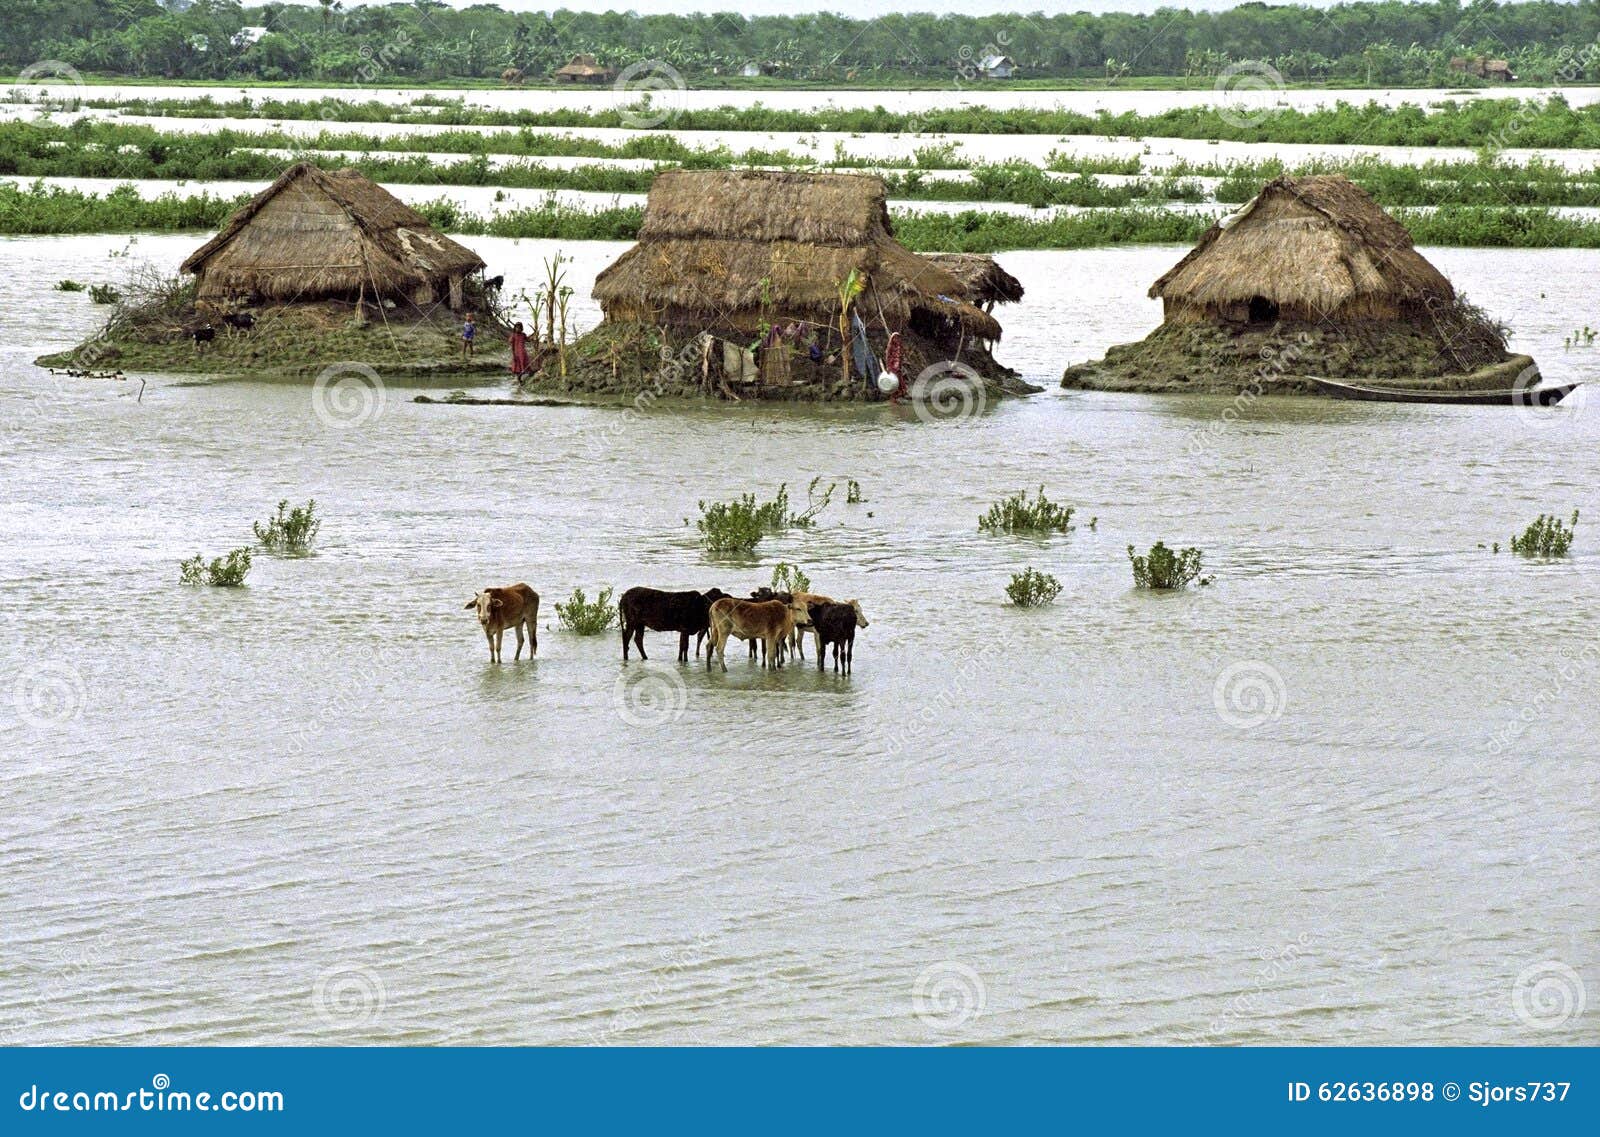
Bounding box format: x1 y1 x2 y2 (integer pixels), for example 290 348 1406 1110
461 312 476 362
508 320 530 379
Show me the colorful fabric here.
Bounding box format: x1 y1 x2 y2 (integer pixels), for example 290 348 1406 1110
509 330 530 376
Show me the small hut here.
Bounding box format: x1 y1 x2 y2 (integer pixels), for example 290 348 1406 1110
580 169 1022 398
553 53 617 84
180 163 485 310
1062 174 1535 395
924 253 1025 312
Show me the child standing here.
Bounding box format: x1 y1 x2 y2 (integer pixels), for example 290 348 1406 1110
461 312 476 362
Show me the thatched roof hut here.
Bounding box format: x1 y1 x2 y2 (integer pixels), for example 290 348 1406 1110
553 53 617 83
1151 175 1453 326
924 253 1024 311
593 169 1002 343
180 163 485 308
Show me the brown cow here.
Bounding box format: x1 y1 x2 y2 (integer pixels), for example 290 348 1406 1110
464 583 539 662
706 597 794 672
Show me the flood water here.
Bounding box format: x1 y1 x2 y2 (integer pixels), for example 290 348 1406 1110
1 235 1595 1045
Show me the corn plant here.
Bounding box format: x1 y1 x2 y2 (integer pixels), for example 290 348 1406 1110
1006 567 1062 607
179 547 252 587
771 562 811 595
1128 542 1211 589
1508 510 1578 557
555 586 618 634
979 486 1075 534
253 499 322 554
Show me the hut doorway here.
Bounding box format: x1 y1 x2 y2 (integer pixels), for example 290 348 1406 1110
1247 295 1280 324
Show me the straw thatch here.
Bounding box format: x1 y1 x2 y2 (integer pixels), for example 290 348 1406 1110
180 163 485 305
1151 175 1453 325
924 253 1024 310
553 53 617 83
593 169 1002 341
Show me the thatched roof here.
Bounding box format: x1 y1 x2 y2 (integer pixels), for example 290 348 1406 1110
593 169 1002 339
925 253 1024 306
1150 175 1453 320
180 163 484 301
553 53 615 79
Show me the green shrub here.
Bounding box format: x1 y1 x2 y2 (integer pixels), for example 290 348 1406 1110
179 547 252 587
87 283 121 304
846 479 865 504
771 562 811 595
1128 542 1211 590
253 499 321 554
54 279 84 291
555 586 618 635
696 480 833 553
1508 510 1578 557
979 486 1075 534
1006 568 1063 607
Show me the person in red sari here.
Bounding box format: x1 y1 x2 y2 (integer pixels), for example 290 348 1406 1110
508 321 531 379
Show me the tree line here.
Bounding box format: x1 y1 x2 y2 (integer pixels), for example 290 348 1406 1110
5 0 1600 86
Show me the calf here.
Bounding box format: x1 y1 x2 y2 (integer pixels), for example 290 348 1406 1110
464 583 539 662
191 324 215 351
808 600 869 674
620 586 729 662
221 312 255 334
706 598 794 672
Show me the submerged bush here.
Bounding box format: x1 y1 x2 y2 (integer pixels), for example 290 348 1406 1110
253 499 322 554
697 481 834 553
555 586 618 635
179 547 252 587
1128 542 1211 590
770 562 811 595
1006 568 1063 607
1508 510 1578 557
979 486 1076 534
87 283 121 305
54 278 84 291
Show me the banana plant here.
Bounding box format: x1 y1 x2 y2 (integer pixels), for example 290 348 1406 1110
835 268 866 385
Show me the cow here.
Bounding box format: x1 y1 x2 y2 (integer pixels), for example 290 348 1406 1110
620 586 729 662
221 311 255 334
706 597 794 672
753 587 839 660
191 324 215 351
464 583 539 663
807 600 869 674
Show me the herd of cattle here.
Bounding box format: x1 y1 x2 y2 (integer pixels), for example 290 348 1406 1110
465 585 870 673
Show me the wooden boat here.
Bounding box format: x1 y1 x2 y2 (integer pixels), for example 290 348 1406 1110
1310 377 1581 406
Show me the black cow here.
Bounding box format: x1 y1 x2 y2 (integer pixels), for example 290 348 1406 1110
808 600 870 674
191 324 215 351
222 312 255 334
620 586 730 662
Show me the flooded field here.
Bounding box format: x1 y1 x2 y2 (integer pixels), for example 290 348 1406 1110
1 233 1595 1045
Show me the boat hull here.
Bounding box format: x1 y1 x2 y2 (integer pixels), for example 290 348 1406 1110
1309 378 1581 406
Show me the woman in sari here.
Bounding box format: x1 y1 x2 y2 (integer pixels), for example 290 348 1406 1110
508 321 531 379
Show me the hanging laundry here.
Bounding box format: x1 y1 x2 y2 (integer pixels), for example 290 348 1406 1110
883 331 905 399
850 311 880 382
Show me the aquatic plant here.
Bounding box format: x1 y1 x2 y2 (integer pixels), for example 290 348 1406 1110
87 283 121 305
770 563 811 595
979 486 1076 535
179 547 252 587
555 586 618 635
252 499 322 554
54 279 84 291
1128 542 1212 589
696 495 767 553
1508 510 1578 557
1006 568 1063 607
846 479 865 504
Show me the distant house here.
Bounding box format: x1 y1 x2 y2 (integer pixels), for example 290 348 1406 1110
976 54 1017 80
553 53 617 85
1449 55 1516 82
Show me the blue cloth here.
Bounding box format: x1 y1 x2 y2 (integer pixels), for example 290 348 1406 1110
849 312 879 382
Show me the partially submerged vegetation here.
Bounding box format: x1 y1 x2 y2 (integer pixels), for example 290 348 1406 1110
695 482 833 554
555 586 619 635
1129 542 1212 590
253 500 321 555
980 487 1076 535
179 547 252 588
1006 568 1063 608
1507 511 1579 557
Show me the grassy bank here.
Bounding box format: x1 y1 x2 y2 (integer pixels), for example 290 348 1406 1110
75 93 1600 148
10 181 1600 250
